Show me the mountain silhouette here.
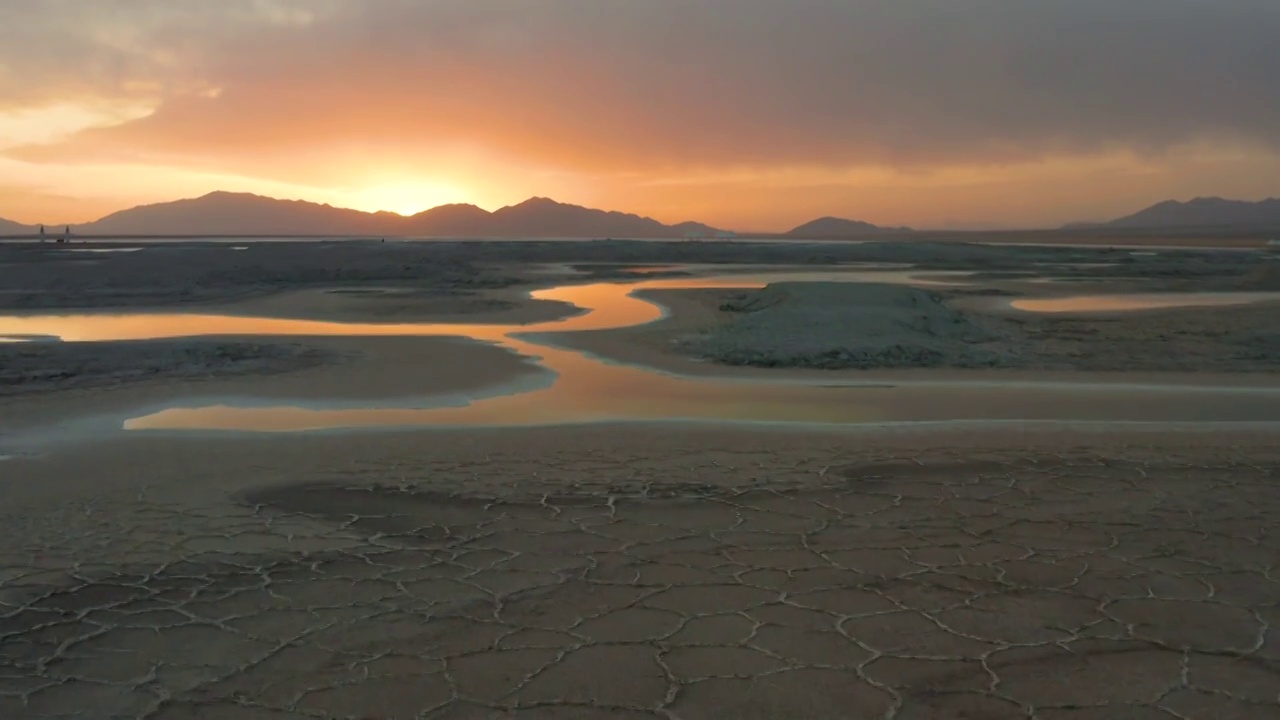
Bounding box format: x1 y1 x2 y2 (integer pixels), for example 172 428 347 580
480 197 720 238
2 193 908 239
1088 197 1280 229
9 194 1279 237
0 217 35 234
401 203 493 236
786 216 911 237
80 192 405 236
44 192 727 238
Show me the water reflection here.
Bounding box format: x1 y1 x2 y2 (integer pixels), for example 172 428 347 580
0 271 969 342
618 265 686 274
121 381 1280 432
4 269 1278 432
1012 292 1280 313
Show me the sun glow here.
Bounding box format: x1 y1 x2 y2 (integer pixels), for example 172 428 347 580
342 182 473 216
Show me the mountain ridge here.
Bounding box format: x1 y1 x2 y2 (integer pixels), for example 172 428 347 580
786 216 913 237
34 192 735 238
0 217 35 234
1074 196 1280 229
0 192 899 239
6 193 1280 238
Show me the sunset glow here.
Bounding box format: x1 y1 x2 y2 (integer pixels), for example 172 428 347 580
342 182 475 217
1 1 1277 230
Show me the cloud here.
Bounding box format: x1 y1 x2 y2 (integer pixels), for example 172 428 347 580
0 154 339 224
0 1 335 110
0 0 1278 228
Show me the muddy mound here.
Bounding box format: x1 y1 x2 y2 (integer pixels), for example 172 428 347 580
683 282 1015 370
0 340 327 396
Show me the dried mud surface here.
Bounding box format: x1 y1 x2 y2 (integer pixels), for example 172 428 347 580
3 444 1279 719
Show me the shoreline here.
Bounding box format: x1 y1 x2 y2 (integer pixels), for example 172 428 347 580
0 334 549 437
4 258 1280 446
534 284 1280 381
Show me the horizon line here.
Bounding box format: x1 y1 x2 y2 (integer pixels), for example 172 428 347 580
4 190 922 234
4 190 1277 235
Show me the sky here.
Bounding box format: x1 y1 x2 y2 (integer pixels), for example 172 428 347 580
1 0 1278 231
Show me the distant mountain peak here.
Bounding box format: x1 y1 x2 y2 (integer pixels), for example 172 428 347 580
0 217 35 233
504 196 562 210
1097 197 1280 229
411 202 487 215
196 190 273 202
786 216 911 238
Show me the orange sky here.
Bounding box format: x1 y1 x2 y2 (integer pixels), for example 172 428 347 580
2 1 1278 230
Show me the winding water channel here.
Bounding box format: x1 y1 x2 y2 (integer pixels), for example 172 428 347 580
3 270 1279 434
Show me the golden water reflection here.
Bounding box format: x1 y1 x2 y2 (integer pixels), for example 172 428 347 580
0 271 966 342
4 270 1279 432
123 382 1280 432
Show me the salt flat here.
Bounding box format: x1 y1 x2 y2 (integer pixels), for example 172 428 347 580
0 238 1277 718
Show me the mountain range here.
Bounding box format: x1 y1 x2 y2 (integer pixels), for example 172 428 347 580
1066 197 1280 230
3 192 1277 238
0 192 902 239
0 193 732 239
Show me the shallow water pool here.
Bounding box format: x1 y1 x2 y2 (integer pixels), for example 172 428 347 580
1011 292 1280 313
4 270 1279 433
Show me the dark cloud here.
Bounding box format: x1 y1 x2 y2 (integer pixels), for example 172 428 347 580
3 0 1279 174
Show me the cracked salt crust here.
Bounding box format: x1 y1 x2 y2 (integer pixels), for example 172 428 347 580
2 446 1278 718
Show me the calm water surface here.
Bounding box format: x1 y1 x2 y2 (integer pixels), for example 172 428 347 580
3 270 1278 433
1013 292 1280 313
